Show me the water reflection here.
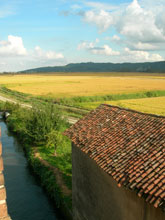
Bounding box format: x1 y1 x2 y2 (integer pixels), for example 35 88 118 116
0 120 63 220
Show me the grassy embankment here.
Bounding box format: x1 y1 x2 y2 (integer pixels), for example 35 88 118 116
0 86 85 118
0 101 72 218
0 72 165 115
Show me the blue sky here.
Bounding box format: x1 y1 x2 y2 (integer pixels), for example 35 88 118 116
0 0 165 71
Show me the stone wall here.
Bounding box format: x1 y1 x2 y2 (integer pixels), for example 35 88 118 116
72 143 164 220
0 134 11 220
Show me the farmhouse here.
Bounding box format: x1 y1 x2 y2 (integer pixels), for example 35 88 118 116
64 104 165 220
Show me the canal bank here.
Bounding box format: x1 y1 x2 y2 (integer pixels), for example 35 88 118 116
0 131 11 220
28 149 72 220
0 119 63 220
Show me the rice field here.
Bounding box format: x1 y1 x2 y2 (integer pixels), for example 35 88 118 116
0 73 165 115
0 73 165 98
77 96 165 116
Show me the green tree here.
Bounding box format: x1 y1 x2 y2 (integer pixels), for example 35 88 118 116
25 104 65 145
46 130 64 156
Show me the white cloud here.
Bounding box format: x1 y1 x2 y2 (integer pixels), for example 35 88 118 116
112 35 120 41
77 39 120 56
0 35 27 56
77 38 99 50
0 36 64 61
91 45 120 56
0 62 6 65
77 39 162 62
80 0 165 51
83 10 114 32
128 42 157 51
0 36 65 72
117 0 165 43
34 46 64 60
155 12 165 36
124 47 163 62
77 41 94 50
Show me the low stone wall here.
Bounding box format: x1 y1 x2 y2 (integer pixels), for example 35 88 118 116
0 133 11 220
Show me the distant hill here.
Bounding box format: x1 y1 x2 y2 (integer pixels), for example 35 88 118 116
19 61 165 73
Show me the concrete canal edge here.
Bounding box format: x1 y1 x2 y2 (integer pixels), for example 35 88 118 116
0 129 11 220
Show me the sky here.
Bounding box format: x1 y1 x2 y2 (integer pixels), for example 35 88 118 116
0 0 165 72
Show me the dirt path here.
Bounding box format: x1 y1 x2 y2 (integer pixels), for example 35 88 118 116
0 95 17 103
0 93 79 124
33 150 72 197
0 94 32 109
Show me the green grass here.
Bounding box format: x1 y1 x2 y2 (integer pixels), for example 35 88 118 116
28 148 72 211
3 85 165 107
38 137 72 190
58 90 165 107
1 86 165 117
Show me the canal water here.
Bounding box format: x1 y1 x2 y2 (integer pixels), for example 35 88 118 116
0 119 63 220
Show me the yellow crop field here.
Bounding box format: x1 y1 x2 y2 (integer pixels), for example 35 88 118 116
0 73 165 98
79 97 165 116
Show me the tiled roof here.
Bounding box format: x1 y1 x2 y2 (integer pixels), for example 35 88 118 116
64 104 165 210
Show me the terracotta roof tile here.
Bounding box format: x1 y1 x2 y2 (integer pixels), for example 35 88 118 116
64 104 165 210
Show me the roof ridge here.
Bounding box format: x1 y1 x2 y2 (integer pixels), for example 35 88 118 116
101 104 165 119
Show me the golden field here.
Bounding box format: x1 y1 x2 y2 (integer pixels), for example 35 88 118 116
0 73 165 98
78 97 165 116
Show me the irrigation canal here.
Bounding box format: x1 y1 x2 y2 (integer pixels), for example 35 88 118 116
0 117 63 220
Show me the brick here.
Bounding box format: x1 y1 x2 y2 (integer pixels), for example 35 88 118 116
0 217 11 220
0 142 2 156
0 187 6 200
0 173 4 186
0 157 3 172
154 198 161 208
0 217 10 220
0 202 8 218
